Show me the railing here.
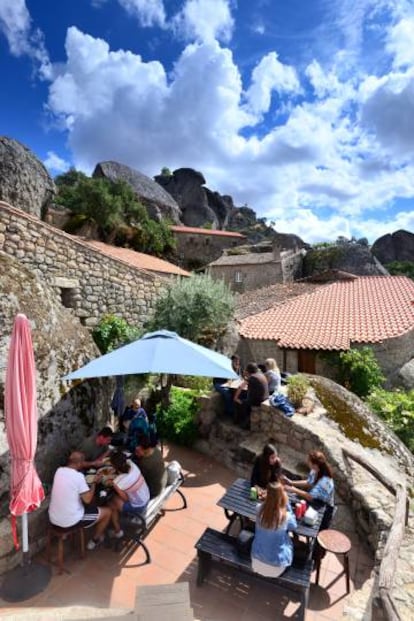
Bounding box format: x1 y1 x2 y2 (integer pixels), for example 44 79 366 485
342 446 409 621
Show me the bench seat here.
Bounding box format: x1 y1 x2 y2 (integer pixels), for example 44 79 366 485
195 527 312 621
120 472 187 563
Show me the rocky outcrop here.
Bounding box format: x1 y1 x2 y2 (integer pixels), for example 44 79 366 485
303 239 388 277
155 168 277 242
93 161 182 223
372 229 414 264
0 252 108 572
155 167 219 227
0 136 56 218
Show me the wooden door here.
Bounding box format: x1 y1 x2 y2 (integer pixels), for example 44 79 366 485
298 350 316 374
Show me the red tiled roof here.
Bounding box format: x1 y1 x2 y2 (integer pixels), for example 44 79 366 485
239 276 414 350
84 240 190 277
170 225 245 238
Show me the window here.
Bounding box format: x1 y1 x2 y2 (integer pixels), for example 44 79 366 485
60 288 76 309
234 271 243 283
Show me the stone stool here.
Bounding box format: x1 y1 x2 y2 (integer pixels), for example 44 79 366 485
46 522 85 574
315 529 352 594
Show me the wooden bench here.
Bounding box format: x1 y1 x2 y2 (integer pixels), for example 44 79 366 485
119 471 187 563
195 527 312 621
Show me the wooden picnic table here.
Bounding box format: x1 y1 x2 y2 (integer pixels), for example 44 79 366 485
217 477 325 541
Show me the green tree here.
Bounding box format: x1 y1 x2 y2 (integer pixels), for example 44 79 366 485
146 274 235 346
92 314 141 354
367 388 414 452
386 261 414 280
160 167 172 177
55 170 176 256
336 347 385 398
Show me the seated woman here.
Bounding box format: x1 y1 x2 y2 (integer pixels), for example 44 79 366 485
251 482 297 577
250 442 282 494
283 450 335 530
108 451 150 538
264 358 282 395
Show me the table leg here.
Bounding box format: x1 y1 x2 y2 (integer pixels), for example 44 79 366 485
344 552 350 594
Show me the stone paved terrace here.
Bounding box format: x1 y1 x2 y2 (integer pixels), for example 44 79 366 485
0 444 374 621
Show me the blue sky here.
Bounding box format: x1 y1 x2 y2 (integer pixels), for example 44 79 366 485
1 0 414 243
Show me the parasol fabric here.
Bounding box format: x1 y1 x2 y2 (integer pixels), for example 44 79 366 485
5 314 44 549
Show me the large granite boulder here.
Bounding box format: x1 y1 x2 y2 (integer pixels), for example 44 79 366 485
303 240 388 277
155 167 220 227
372 229 414 264
0 136 56 218
93 161 182 223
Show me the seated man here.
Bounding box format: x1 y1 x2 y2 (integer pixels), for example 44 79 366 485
133 434 167 498
213 354 243 416
119 397 146 432
48 451 112 551
80 426 113 469
234 362 269 430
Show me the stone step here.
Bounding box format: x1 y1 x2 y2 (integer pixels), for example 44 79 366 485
0 606 132 620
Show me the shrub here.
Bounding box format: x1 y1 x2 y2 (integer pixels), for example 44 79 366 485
337 348 384 398
386 261 414 280
92 314 141 354
156 386 198 446
175 375 213 393
287 374 311 407
366 388 414 453
146 274 235 347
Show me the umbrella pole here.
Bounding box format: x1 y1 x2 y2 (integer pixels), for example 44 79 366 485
22 512 29 565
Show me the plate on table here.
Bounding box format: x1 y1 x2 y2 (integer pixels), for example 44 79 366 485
85 473 96 484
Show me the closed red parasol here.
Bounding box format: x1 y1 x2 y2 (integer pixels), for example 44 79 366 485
1 313 50 601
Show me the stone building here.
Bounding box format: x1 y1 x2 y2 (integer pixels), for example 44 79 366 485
208 244 304 292
238 275 414 387
170 225 246 270
0 201 188 328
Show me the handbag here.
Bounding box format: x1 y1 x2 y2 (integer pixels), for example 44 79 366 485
236 529 254 559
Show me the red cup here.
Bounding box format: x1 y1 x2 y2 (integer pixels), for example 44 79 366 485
295 503 301 519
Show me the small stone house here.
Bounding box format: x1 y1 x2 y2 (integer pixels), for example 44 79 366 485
238 275 414 386
170 225 246 269
208 244 304 292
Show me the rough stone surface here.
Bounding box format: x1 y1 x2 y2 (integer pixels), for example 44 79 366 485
93 161 181 223
303 240 388 277
0 136 56 218
395 357 414 389
0 253 108 574
0 201 166 328
155 168 219 228
372 229 414 264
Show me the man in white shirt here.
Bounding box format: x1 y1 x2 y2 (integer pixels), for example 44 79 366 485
49 451 112 550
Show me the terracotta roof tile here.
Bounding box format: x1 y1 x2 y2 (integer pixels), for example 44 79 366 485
170 225 245 238
83 240 190 277
239 276 414 349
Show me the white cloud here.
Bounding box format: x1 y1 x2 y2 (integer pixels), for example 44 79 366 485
386 16 414 68
0 0 51 78
172 0 234 44
117 0 166 28
245 52 300 115
43 151 70 174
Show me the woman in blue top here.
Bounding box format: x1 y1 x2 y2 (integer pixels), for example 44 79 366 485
284 450 335 530
251 482 297 578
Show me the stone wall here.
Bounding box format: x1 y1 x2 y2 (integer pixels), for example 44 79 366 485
173 230 245 269
210 248 304 293
195 391 414 620
0 201 167 328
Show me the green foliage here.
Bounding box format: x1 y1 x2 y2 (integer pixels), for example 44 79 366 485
367 388 414 452
156 386 198 446
92 314 141 354
56 170 176 257
160 167 172 177
175 375 213 393
146 274 235 347
386 261 414 280
311 241 335 249
287 374 311 406
336 347 385 398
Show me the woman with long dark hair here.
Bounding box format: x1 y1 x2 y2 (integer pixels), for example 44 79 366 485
251 442 282 492
284 450 335 529
251 482 297 577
